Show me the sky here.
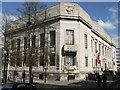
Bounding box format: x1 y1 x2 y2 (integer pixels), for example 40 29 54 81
1 2 119 47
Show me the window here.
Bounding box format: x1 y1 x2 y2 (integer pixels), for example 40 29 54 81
24 37 28 50
17 39 21 66
85 56 88 67
40 33 45 48
50 31 55 46
66 30 74 45
105 47 107 56
99 44 101 54
117 64 120 66
11 40 15 50
65 56 75 66
117 54 120 56
84 34 87 49
17 39 21 50
32 35 36 48
95 42 97 53
102 46 104 55
40 55 44 66
50 54 55 66
91 40 93 52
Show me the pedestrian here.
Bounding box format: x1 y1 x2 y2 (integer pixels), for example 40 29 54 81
96 73 101 88
102 73 107 88
85 74 88 81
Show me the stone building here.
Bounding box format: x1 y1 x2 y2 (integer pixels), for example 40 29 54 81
116 48 120 73
5 2 116 80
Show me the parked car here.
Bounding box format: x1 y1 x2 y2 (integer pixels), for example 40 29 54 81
103 70 114 76
88 73 96 81
1 83 37 90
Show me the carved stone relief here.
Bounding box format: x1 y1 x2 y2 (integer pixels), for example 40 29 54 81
66 6 74 14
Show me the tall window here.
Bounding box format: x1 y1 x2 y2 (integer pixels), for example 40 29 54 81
105 47 107 56
107 49 109 57
40 55 44 66
85 56 88 67
24 37 28 50
102 46 104 55
50 54 55 66
40 33 45 48
66 30 74 45
50 31 55 46
99 44 101 54
95 42 97 53
84 34 88 49
32 35 36 48
11 40 15 50
17 39 21 50
17 38 21 66
91 40 93 52
114 51 115 58
40 34 45 66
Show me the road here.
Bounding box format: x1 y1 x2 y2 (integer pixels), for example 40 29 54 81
34 80 114 90
3 73 120 89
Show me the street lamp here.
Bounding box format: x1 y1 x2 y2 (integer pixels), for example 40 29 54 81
3 49 8 84
8 50 12 80
44 66 48 83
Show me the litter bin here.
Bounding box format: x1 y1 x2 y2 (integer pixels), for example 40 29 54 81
39 73 43 80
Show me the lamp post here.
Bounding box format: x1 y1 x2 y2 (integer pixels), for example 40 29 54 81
3 49 8 84
44 66 48 83
3 50 7 84
8 50 12 80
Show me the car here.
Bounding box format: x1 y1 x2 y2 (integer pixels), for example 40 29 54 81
103 71 114 76
103 70 115 81
88 73 96 81
1 83 37 90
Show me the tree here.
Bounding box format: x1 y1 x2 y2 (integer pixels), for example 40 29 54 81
16 2 46 24
2 13 18 84
16 1 47 83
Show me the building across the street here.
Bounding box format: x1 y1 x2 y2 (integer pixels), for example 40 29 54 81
4 2 117 81
116 48 120 73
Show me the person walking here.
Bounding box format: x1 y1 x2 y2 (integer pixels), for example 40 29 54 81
85 74 88 81
96 73 101 88
102 73 107 88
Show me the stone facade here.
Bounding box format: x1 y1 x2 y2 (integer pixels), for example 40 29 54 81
5 2 116 80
